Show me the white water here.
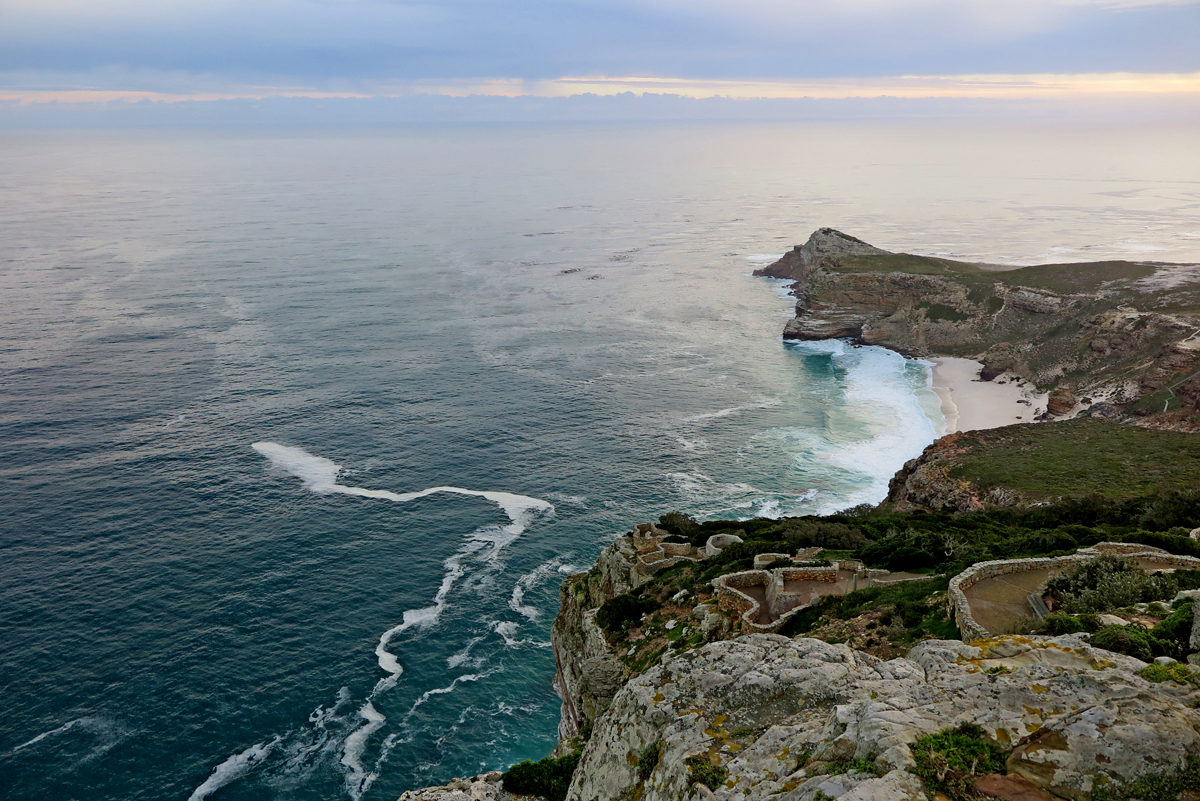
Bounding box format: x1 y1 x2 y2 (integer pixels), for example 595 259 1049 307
246 442 555 799
190 736 283 801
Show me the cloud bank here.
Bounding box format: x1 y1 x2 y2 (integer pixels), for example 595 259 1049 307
1 0 1198 101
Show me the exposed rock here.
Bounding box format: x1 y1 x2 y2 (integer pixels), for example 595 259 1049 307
398 772 513 801
973 773 1056 800
1046 387 1075 416
752 228 889 282
552 574 630 743
566 634 1200 801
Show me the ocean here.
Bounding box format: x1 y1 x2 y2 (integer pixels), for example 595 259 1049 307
2 121 1198 801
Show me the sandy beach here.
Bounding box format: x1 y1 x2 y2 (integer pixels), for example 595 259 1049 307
930 357 1048 434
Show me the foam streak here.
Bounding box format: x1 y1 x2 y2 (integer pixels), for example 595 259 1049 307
250 442 554 799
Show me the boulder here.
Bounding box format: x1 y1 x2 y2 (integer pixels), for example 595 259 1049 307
1046 388 1076 416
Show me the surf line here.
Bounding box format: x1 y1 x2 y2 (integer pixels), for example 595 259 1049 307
250 442 554 797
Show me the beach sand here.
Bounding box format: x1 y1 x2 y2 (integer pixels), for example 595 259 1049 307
930 357 1048 434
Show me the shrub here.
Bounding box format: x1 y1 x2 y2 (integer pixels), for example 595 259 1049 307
1152 599 1196 659
782 521 869 551
909 723 1008 800
658 511 700 542
1090 625 1160 662
501 751 581 801
684 755 729 790
1045 555 1179 614
1036 613 1092 636
595 592 661 633
1138 663 1200 686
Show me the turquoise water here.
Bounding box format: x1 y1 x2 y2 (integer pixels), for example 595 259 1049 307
2 122 1198 800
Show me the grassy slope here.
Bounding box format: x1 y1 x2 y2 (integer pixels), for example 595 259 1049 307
947 419 1200 500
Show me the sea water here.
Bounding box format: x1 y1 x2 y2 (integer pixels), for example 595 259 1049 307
1 121 1198 801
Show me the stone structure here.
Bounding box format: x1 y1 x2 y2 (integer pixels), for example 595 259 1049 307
714 561 923 634
948 543 1200 641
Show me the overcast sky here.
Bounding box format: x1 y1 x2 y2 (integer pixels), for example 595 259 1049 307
2 0 1199 100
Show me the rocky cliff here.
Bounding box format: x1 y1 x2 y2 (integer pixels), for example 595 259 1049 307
758 229 1200 430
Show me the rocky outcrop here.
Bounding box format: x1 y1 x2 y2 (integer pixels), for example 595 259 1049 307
398 773 513 801
566 634 1200 801
885 417 1200 511
753 228 889 283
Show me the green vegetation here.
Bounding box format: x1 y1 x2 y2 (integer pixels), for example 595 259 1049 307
1090 625 1162 662
1091 753 1200 801
1138 663 1200 686
684 755 728 790
944 419 1200 502
909 723 1008 800
595 591 661 633
1034 612 1101 636
501 751 581 801
1045 555 1183 614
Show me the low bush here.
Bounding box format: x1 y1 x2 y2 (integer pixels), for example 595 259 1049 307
1152 599 1196 659
658 511 700 542
909 723 1008 800
501 751 581 801
684 755 728 790
1090 625 1161 662
1138 663 1199 685
1045 555 1180 614
595 592 661 633
1036 612 1099 636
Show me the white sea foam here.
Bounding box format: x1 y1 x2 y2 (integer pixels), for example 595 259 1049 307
250 442 554 800
340 703 386 799
681 396 781 423
189 736 282 801
14 716 133 767
509 555 572 620
773 341 941 513
14 717 88 751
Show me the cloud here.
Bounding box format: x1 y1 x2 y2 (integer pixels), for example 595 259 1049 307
0 0 1197 94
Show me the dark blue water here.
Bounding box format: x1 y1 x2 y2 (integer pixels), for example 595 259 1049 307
2 123 1197 800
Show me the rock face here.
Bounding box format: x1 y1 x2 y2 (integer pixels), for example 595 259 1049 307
566 634 1200 801
552 573 631 743
760 230 1200 430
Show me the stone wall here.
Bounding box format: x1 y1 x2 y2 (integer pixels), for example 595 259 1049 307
947 543 1200 641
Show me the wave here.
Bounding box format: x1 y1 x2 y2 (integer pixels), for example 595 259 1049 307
244 442 555 800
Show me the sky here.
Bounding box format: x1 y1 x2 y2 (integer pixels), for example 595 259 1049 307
1 0 1199 103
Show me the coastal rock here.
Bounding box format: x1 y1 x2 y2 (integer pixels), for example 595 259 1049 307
552 574 630 743
397 772 514 801
753 228 889 282
1046 387 1075 416
565 635 1200 801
